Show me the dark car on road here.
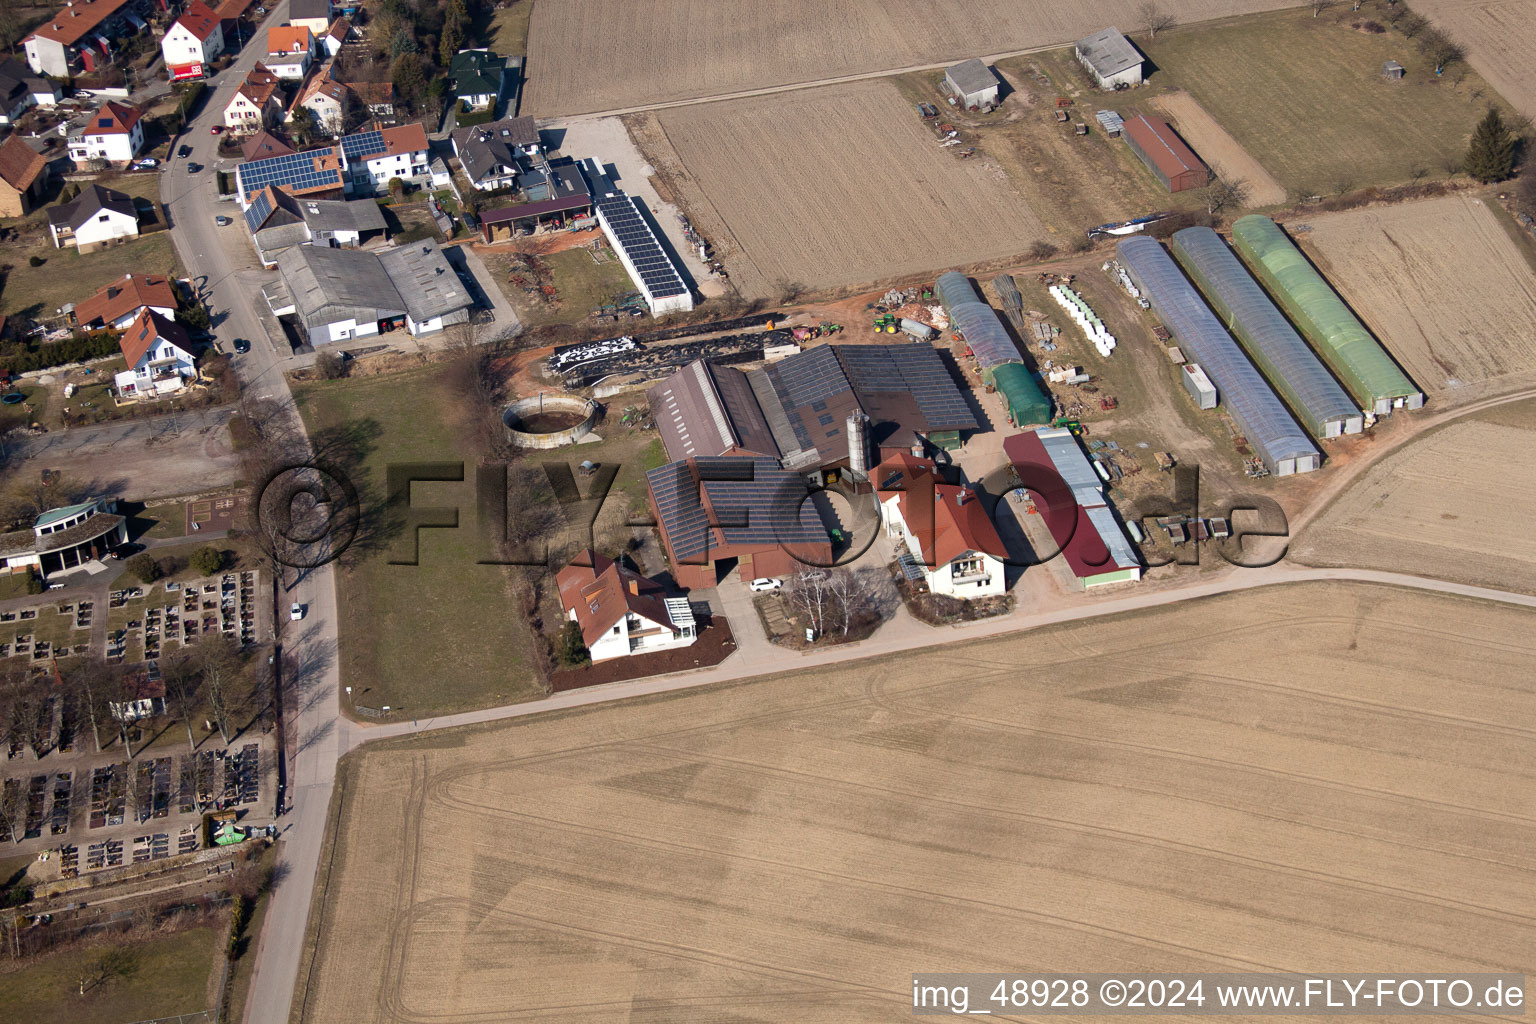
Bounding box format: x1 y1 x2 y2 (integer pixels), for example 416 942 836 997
187 162 202 173
178 144 192 158
233 338 251 353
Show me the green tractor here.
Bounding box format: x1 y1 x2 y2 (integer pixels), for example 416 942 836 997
872 314 897 332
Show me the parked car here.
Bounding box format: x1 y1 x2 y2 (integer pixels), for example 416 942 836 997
290 602 304 621
232 338 251 353
214 215 232 226
132 157 158 170
209 124 223 135
749 578 783 592
178 144 192 158
187 162 202 173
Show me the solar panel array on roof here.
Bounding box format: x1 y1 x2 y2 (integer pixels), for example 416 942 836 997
243 188 273 233
646 457 824 560
835 345 978 430
595 193 687 299
237 149 342 198
1118 236 1321 476
339 130 383 161
770 344 846 409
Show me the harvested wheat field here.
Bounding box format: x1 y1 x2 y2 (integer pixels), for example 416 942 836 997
644 80 1046 299
1300 194 1536 401
1151 92 1286 206
1419 0 1536 120
293 581 1536 1024
1295 399 1536 592
522 0 1295 115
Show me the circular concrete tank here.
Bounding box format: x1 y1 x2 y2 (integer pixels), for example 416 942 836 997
502 395 599 449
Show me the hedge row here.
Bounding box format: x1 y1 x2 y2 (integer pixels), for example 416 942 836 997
0 331 121 374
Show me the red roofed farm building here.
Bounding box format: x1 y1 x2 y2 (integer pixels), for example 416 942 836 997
1122 113 1209 193
1003 428 1141 589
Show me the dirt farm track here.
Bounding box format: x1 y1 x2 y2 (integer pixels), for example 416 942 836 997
292 581 1536 1023
1299 194 1536 402
639 80 1047 299
522 0 1297 115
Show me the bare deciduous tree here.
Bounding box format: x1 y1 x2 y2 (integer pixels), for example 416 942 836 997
786 571 832 639
1309 0 1337 17
1137 1 1177 39
0 779 22 844
190 636 242 745
160 650 205 753
1418 27 1465 74
1201 176 1251 216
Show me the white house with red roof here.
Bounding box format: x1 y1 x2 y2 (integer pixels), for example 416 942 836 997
162 1 225 81
224 63 285 132
67 101 144 168
346 122 430 190
75 273 178 331
265 25 316 79
877 452 1010 599
114 309 197 399
556 549 697 662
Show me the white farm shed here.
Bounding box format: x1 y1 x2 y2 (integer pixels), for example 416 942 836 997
944 59 999 109
1076 28 1144 90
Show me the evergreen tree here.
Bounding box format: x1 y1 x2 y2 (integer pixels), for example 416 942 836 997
556 621 590 667
1465 108 1516 183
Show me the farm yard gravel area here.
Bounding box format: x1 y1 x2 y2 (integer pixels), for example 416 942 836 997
1298 194 1536 401
521 0 1297 114
1150 92 1286 207
1419 0 1536 120
291 581 1536 1023
1294 400 1536 593
643 80 1048 300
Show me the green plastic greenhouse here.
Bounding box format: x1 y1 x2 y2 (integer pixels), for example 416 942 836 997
992 361 1052 428
1230 216 1423 415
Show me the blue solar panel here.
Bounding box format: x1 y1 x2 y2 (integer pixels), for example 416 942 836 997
646 457 826 560
596 193 687 300
243 189 273 232
340 130 384 160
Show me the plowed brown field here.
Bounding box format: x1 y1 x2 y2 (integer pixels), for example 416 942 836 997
1295 398 1536 591
644 80 1047 299
293 581 1536 1023
1419 0 1536 119
1299 194 1536 401
522 0 1299 115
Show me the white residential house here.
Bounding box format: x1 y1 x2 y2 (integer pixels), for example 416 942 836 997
224 63 285 132
0 58 58 124
290 61 349 135
346 122 430 191
74 274 179 330
265 25 316 79
555 550 697 662
114 309 197 400
67 101 144 168
161 1 224 80
322 16 350 57
877 452 1009 600
46 183 139 251
288 0 334 37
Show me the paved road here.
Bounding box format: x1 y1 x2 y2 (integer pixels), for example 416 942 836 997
153 6 345 1024
353 563 1536 746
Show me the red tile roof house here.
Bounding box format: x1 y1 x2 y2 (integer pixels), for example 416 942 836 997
556 549 698 662
0 134 50 218
876 451 1009 599
74 273 179 330
161 1 224 80
114 309 198 401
